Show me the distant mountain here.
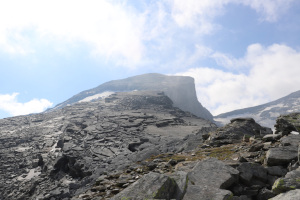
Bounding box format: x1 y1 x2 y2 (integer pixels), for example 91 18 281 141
214 90 300 128
52 73 214 121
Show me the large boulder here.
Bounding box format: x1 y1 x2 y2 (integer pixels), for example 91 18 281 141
270 189 300 200
237 163 268 186
110 172 184 200
184 158 238 199
265 146 298 166
272 167 300 194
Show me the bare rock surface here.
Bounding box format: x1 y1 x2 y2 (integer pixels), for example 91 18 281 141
0 91 215 200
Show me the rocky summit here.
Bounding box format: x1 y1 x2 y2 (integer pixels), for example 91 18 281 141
51 73 214 122
1 90 300 200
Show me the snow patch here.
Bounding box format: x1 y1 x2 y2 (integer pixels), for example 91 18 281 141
79 91 115 103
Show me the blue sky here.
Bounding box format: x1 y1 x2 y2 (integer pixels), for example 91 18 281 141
1 0 300 119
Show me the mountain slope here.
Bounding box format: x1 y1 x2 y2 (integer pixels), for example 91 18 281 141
0 91 216 199
52 73 213 121
215 90 300 128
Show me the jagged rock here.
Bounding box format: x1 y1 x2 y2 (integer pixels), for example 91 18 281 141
184 158 238 199
110 172 178 200
270 189 300 200
265 146 298 166
237 162 268 186
208 118 271 146
272 167 300 194
169 171 188 200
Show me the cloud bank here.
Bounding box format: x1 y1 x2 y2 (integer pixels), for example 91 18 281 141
177 43 300 115
0 93 53 116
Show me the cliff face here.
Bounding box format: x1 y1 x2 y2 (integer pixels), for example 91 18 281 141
53 73 213 121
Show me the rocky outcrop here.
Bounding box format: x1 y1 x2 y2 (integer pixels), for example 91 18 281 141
52 73 214 121
208 118 272 146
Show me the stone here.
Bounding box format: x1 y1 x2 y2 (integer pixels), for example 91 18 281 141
183 185 233 200
262 134 282 142
266 166 288 177
208 118 271 146
270 189 300 200
110 172 177 200
237 162 268 186
272 167 300 194
280 134 300 147
169 171 188 200
265 146 298 166
256 188 276 200
249 143 264 152
187 158 239 189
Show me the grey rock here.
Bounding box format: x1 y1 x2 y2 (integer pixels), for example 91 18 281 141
262 134 282 142
183 185 233 200
188 158 239 189
266 166 288 177
237 163 268 186
110 172 177 200
256 188 276 200
280 134 300 147
272 167 300 194
169 171 188 200
208 118 270 146
265 146 298 166
270 189 300 200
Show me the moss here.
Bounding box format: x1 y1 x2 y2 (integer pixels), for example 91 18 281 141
272 179 289 194
225 193 234 200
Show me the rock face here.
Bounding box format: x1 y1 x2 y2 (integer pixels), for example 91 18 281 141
215 90 300 128
52 73 214 121
0 91 215 200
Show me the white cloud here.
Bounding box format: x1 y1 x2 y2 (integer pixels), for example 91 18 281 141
243 0 296 22
167 0 296 32
0 0 145 66
0 93 53 116
177 43 300 116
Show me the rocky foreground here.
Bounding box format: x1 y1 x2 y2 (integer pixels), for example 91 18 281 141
0 91 300 199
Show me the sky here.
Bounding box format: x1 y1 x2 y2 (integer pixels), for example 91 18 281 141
1 0 300 119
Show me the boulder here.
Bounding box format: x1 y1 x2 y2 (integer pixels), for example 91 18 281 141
272 167 300 194
110 172 177 200
270 189 300 200
262 134 282 142
183 186 233 200
184 158 238 199
265 146 298 166
187 158 239 189
280 134 300 147
237 163 268 186
208 118 271 146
